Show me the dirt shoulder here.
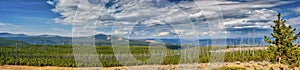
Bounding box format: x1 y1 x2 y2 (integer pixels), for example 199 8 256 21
1 62 298 70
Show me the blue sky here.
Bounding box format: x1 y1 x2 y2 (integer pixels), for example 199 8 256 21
0 0 300 39
0 0 71 36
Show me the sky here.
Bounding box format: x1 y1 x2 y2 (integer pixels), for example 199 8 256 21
0 0 300 39
0 0 71 36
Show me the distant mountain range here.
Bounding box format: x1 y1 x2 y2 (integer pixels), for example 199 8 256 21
0 32 269 46
0 33 27 37
0 33 154 46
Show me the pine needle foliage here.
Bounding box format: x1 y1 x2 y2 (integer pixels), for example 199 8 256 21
264 13 300 68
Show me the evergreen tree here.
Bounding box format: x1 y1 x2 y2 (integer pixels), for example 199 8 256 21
264 13 300 69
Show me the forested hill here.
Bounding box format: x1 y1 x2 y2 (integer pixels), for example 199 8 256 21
0 38 28 46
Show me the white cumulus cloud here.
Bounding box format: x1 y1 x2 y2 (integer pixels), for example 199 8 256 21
49 0 294 38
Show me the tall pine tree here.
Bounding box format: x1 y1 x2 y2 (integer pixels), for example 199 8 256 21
264 13 300 69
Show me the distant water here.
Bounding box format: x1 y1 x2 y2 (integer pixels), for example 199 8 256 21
155 38 276 46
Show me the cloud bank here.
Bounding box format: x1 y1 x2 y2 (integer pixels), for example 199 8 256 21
49 0 297 39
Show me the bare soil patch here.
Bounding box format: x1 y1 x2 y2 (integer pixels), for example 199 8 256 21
1 62 298 70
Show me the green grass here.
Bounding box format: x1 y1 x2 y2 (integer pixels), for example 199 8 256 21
0 45 269 67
